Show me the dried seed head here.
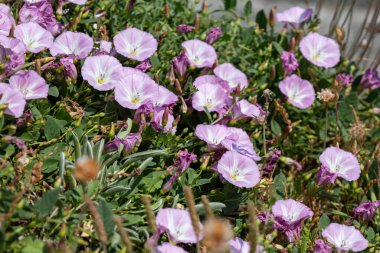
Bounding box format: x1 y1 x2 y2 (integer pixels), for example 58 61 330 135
194 13 200 31
349 121 366 142
335 26 345 45
202 218 233 253
113 216 134 252
201 195 214 219
247 202 258 253
32 161 43 185
269 6 276 27
274 99 291 125
317 88 335 103
74 157 100 182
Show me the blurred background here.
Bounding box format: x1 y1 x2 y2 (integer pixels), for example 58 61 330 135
202 0 380 69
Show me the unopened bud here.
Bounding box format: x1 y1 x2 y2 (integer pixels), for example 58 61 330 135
202 0 207 13
175 79 182 95
194 13 200 31
269 6 276 27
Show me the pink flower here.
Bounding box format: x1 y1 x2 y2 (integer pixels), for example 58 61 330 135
176 24 194 33
229 237 265 253
276 7 313 29
272 199 314 242
353 200 380 221
9 70 48 100
19 0 62 35
50 31 94 59
195 124 230 150
0 83 26 118
193 75 230 93
279 74 315 109
322 223 368 252
156 243 188 253
151 85 178 107
192 82 230 113
182 39 217 68
68 0 87 4
99 40 112 54
151 108 176 133
316 147 361 185
105 133 141 153
217 151 260 188
0 3 15 36
205 27 222 45
300 32 340 68
232 99 262 121
214 63 248 90
14 22 53 53
81 55 123 91
114 27 157 61
222 127 260 161
281 51 299 75
114 73 158 109
313 239 332 253
156 208 203 243
0 35 26 75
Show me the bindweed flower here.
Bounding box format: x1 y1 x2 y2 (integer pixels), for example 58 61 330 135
156 243 188 253
232 99 262 121
0 35 26 75
300 32 340 68
195 124 230 150
316 147 361 185
151 107 176 133
360 68 380 90
182 39 217 68
264 149 282 175
99 40 112 54
81 55 123 91
229 237 265 253
156 208 203 243
205 27 222 45
19 0 62 35
214 63 248 90
114 27 158 61
68 0 87 4
151 85 178 107
280 51 299 75
114 73 158 109
272 199 314 242
105 133 141 153
60 57 78 82
163 150 196 191
336 73 353 86
276 7 313 29
353 200 380 221
176 24 194 33
0 83 26 118
322 223 368 252
14 22 53 53
192 82 230 113
221 127 260 161
0 3 15 36
313 239 332 253
193 74 230 93
136 59 152 72
9 70 48 100
279 74 315 109
172 52 189 78
216 151 260 188
50 31 94 59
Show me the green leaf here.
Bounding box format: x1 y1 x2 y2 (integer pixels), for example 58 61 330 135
224 0 237 10
256 10 267 30
244 1 252 17
273 172 286 199
272 42 284 54
97 198 115 238
318 214 330 229
34 188 60 217
270 119 281 136
22 239 44 253
44 116 66 141
48 86 59 97
195 202 226 215
150 55 160 68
